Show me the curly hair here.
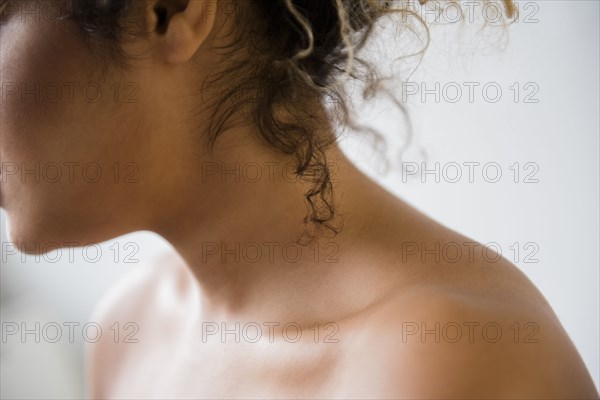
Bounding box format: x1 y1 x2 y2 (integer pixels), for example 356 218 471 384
1 0 517 244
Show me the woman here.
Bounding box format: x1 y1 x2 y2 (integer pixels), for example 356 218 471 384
1 0 597 398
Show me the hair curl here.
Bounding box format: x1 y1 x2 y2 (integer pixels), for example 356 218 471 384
1 0 517 244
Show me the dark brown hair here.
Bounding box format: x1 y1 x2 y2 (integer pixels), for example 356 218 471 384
1 0 517 243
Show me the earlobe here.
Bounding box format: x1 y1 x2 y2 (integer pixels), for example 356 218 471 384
163 14 197 64
157 0 217 65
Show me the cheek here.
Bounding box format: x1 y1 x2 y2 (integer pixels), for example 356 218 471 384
1 16 111 160
0 17 151 248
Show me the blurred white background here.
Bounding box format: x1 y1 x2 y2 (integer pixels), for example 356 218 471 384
1 0 598 398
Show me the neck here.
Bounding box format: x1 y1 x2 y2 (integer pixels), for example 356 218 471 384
152 125 398 325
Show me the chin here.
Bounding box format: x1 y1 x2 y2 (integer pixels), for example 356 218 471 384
3 216 56 256
3 208 84 256
1 188 146 257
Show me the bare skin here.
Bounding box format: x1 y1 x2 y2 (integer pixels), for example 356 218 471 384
0 1 597 399
87 147 599 399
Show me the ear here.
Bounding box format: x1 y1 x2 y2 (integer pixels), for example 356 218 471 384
149 0 218 64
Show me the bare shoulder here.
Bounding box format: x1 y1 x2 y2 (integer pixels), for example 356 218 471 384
88 251 194 323
336 197 599 398
85 251 195 399
345 257 600 399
